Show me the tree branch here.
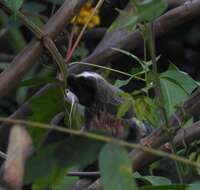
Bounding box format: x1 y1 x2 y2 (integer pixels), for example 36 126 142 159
0 0 87 97
0 0 199 97
129 120 200 171
69 0 200 74
0 0 200 156
89 120 200 190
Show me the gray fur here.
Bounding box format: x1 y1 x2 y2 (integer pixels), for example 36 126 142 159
67 72 151 141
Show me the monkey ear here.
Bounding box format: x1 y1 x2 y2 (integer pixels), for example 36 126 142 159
67 75 97 107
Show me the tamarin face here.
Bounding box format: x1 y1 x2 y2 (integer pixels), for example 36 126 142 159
67 72 100 107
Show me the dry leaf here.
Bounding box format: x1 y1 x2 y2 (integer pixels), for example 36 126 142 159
1 125 33 190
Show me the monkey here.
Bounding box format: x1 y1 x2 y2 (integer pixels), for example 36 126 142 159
66 71 152 142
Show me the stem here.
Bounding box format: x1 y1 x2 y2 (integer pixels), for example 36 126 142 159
66 0 104 62
69 61 144 80
1 2 68 87
65 24 75 60
68 171 100 177
0 10 26 53
145 22 184 183
139 24 149 95
0 116 199 169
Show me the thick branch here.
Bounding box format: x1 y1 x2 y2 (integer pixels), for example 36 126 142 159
68 118 200 177
168 0 187 7
69 0 200 74
89 120 200 190
130 120 200 171
0 84 55 153
1 0 200 149
123 88 200 171
0 0 87 97
143 87 200 149
0 0 199 96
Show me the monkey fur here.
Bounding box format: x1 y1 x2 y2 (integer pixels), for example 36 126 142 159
66 72 151 142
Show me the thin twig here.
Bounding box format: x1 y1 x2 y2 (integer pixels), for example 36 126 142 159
0 116 199 169
66 0 104 62
1 3 68 87
0 0 87 97
68 171 100 177
145 22 184 183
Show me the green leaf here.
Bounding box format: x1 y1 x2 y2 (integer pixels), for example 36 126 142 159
160 78 188 118
187 182 200 190
24 143 62 185
25 137 104 189
137 0 168 22
135 96 160 127
109 0 167 32
168 63 179 71
116 93 133 119
133 172 171 186
197 154 200 175
28 87 65 146
117 100 131 119
22 2 47 14
142 176 171 186
114 78 132 88
29 87 64 123
5 0 24 11
108 5 137 32
160 70 198 117
0 10 26 54
160 70 198 94
19 76 59 87
99 143 138 190
53 176 78 190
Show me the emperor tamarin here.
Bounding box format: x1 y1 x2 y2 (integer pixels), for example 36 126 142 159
66 71 151 142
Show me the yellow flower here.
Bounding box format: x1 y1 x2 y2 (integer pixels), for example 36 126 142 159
71 2 101 29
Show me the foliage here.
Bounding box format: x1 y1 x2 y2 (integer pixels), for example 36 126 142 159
160 69 198 118
1 0 200 190
110 0 167 31
24 137 104 189
4 0 24 11
99 143 138 190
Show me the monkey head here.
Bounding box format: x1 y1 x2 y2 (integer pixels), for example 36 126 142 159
67 72 134 116
67 72 100 107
